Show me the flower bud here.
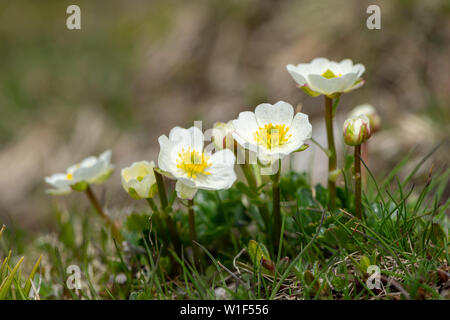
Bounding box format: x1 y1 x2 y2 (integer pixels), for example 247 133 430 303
121 161 157 199
343 115 372 146
349 104 380 133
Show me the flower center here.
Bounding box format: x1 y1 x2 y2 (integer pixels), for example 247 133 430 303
253 123 292 149
321 69 342 79
176 147 211 179
66 173 73 180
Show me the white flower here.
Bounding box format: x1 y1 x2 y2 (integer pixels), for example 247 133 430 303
232 101 312 163
286 58 365 97
158 126 237 200
349 104 380 133
121 161 157 199
343 115 372 146
45 150 113 194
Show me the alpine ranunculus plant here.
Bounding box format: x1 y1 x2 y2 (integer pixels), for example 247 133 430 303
232 100 311 248
286 58 366 210
286 58 365 98
121 161 157 199
157 126 237 264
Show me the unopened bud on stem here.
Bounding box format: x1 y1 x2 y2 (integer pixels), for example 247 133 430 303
343 115 372 146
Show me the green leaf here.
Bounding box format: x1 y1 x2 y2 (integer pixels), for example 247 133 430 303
0 256 24 299
24 255 42 298
344 154 354 171
248 240 274 274
0 225 5 240
359 256 371 274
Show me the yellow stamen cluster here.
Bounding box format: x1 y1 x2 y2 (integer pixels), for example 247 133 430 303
253 123 292 149
66 173 73 180
176 147 211 179
321 69 342 79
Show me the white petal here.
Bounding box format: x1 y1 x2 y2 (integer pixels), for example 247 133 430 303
127 176 153 199
290 112 312 141
176 180 198 200
336 59 354 74
286 64 307 86
99 150 112 164
232 111 259 151
352 64 365 78
344 78 365 92
72 160 105 182
44 173 74 189
121 161 155 183
307 74 349 95
78 156 97 168
254 101 294 127
157 135 180 175
193 149 236 190
168 126 204 152
308 57 331 74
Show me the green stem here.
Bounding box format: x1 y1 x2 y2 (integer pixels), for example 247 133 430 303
325 96 337 210
153 169 182 255
146 198 169 246
85 186 123 242
361 141 369 189
240 163 272 240
188 199 201 267
272 160 281 250
354 144 362 220
240 163 257 189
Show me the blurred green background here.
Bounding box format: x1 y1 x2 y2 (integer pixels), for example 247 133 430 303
0 0 448 231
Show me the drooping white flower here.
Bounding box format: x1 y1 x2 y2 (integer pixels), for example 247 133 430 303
158 126 237 200
45 150 113 194
232 101 312 163
343 115 372 146
121 161 157 199
349 104 380 133
286 58 365 98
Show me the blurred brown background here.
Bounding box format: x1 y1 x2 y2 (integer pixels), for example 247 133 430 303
0 0 449 231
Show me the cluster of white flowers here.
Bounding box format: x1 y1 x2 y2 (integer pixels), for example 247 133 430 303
45 57 380 205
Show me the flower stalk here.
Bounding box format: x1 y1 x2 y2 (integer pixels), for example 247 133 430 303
187 199 201 267
325 96 337 210
343 114 372 220
361 142 369 188
354 144 362 219
272 160 282 249
153 169 182 255
240 163 272 243
240 163 257 190
146 198 170 247
85 186 123 242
